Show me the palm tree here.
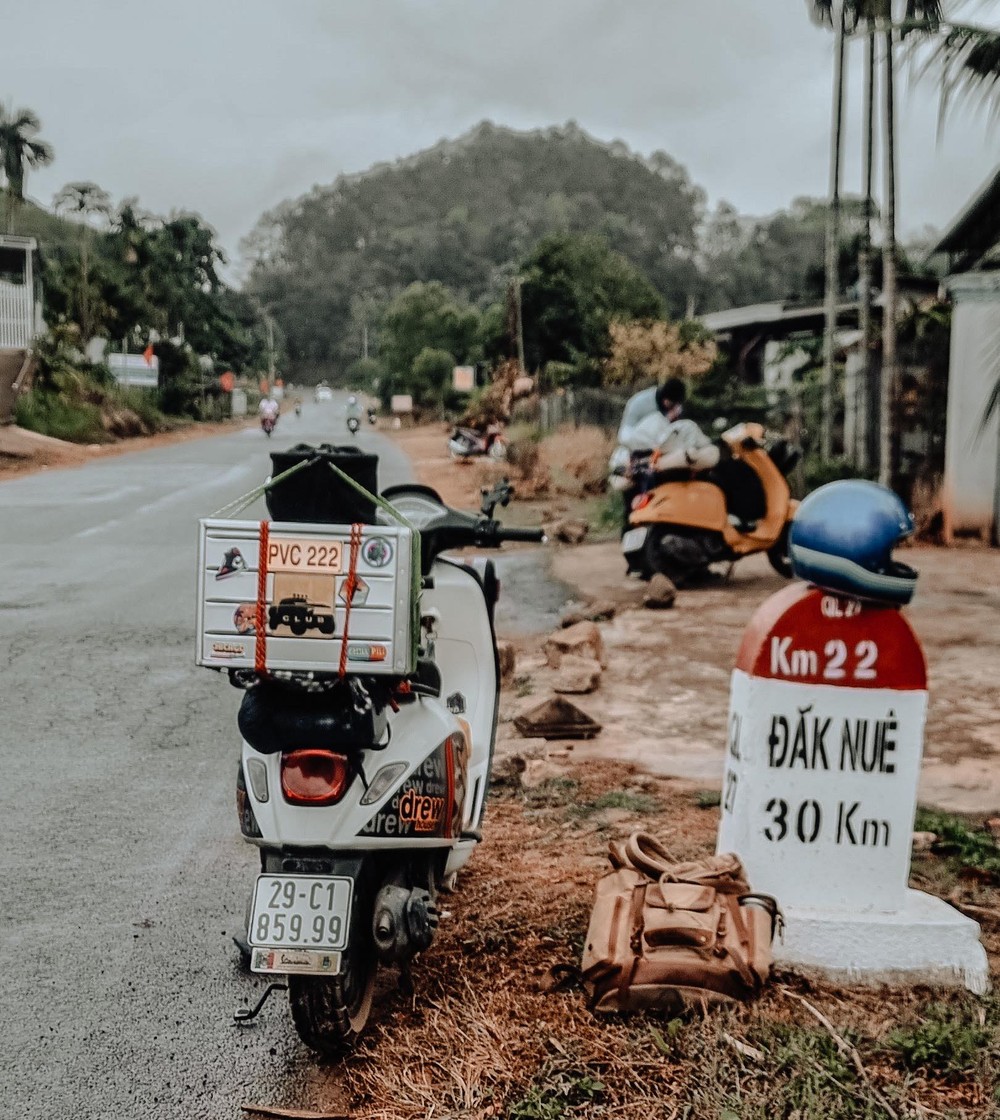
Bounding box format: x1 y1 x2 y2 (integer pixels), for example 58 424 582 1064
0 105 54 233
809 1 943 487
53 181 113 342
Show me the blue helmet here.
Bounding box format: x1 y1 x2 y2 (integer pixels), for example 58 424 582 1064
789 479 917 605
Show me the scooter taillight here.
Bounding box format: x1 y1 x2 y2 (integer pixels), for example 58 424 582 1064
280 750 352 806
632 493 652 511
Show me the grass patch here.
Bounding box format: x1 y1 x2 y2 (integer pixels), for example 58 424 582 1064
16 390 106 442
524 777 580 808
887 1001 993 1077
508 1062 605 1120
696 789 723 809
914 807 1000 882
568 788 660 819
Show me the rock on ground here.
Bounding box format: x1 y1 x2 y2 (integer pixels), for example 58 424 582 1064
560 599 617 627
544 619 606 668
552 654 602 695
497 639 516 683
543 518 589 545
643 572 678 609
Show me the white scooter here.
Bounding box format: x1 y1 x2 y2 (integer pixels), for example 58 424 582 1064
230 472 542 1057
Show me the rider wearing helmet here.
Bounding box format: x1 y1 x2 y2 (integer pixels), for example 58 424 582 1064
789 479 918 605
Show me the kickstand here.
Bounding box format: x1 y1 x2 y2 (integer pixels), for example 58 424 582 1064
397 964 415 998
722 561 736 583
234 981 288 1024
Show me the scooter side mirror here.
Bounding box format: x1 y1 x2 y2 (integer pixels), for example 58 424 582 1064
480 479 513 517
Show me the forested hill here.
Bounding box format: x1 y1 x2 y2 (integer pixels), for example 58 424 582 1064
244 121 709 375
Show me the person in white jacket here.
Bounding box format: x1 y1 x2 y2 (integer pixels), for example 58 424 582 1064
625 378 719 472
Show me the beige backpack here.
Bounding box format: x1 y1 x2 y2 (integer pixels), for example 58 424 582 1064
580 832 781 1013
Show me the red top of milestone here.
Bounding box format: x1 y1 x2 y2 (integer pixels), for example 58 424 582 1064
736 583 927 690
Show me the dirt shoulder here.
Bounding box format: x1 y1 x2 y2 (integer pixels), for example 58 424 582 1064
0 418 254 481
389 422 1000 815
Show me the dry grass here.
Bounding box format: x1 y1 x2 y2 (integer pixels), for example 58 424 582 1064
318 760 1000 1119
539 425 615 499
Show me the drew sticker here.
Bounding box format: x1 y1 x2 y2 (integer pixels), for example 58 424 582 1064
362 537 393 568
216 547 247 580
233 603 257 634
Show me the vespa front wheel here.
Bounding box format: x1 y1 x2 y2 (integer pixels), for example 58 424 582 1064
287 883 377 1057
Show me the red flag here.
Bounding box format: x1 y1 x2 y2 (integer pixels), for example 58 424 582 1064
143 343 155 367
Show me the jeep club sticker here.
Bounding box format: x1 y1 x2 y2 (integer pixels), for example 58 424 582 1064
267 574 336 639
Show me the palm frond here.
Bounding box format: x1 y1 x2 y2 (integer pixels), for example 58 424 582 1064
918 22 1000 125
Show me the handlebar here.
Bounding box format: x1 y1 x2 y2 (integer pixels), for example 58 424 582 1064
492 525 545 544
419 515 545 572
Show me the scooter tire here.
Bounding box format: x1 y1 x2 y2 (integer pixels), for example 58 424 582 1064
642 525 705 586
288 888 377 1058
766 525 794 578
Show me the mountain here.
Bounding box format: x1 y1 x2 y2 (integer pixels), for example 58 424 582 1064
243 121 708 378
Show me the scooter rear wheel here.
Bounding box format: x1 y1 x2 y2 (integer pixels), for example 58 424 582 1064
288 882 377 1057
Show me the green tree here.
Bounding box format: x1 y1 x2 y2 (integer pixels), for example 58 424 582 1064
53 181 113 342
379 281 480 379
0 105 54 232
410 346 455 407
519 232 663 385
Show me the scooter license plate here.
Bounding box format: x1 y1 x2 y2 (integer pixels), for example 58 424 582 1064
248 874 352 952
621 527 648 554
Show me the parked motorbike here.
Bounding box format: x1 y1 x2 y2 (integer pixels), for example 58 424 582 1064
448 423 507 461
230 469 542 1057
621 422 800 584
261 415 278 438
367 407 377 426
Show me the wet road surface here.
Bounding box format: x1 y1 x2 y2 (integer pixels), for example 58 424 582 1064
1 399 417 1119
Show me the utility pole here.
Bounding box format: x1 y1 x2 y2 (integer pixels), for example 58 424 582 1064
857 24 877 473
879 20 898 490
821 0 847 463
265 314 275 379
514 276 526 373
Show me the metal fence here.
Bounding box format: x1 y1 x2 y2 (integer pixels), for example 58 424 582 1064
0 280 34 349
515 387 632 433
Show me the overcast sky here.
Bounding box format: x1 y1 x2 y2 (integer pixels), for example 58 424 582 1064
4 0 998 276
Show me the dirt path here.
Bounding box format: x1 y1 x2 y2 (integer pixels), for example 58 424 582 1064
390 423 1000 815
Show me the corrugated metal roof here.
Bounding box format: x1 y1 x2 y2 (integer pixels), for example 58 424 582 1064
932 164 1000 269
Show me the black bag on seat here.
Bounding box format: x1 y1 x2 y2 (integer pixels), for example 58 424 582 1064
238 681 387 754
266 444 378 525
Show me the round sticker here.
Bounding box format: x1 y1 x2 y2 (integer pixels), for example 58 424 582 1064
363 537 393 568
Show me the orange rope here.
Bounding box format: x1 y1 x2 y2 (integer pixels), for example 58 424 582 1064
338 523 363 678
255 520 270 675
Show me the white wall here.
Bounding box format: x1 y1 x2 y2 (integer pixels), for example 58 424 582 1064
943 273 1000 540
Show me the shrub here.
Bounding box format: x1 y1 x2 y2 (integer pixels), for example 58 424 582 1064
887 1003 991 1076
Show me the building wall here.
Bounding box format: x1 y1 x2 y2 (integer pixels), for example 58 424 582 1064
942 273 1000 540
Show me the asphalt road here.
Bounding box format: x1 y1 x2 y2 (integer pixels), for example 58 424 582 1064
0 396 411 1119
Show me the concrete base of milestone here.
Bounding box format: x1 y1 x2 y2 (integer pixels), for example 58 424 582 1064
774 889 990 994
